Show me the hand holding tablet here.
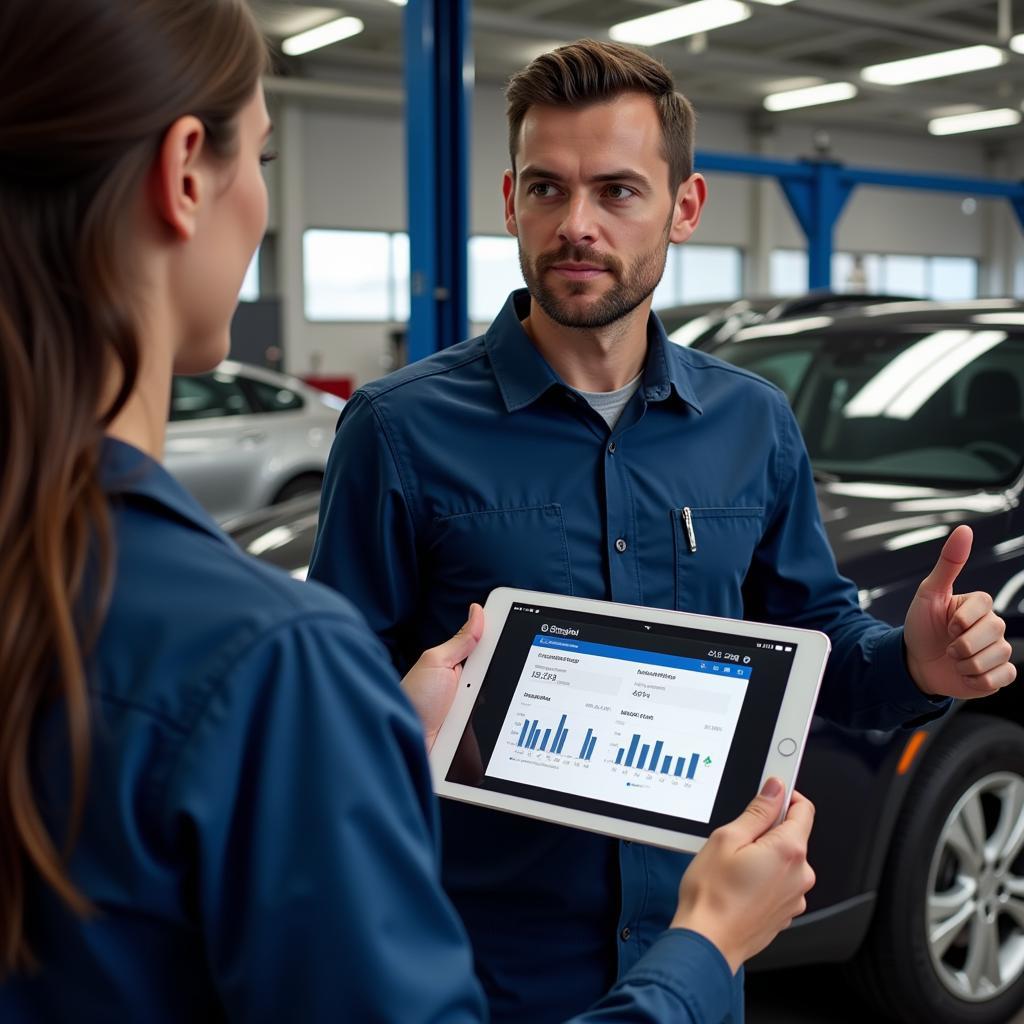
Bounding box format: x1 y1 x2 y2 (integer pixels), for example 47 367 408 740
429 588 830 853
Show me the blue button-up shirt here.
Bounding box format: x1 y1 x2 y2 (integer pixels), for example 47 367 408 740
309 289 947 1023
3 438 735 1024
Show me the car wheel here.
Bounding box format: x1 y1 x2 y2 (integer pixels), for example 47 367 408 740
848 713 1024 1024
272 473 323 504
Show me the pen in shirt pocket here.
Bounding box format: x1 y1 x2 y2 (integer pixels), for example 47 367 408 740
682 507 697 553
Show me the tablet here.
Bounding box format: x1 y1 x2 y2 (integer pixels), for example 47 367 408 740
430 588 830 853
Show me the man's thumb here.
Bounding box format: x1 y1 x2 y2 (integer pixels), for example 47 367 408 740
919 524 972 596
731 777 786 842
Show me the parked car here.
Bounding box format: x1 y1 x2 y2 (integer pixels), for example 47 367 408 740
659 290 919 353
226 299 1024 1024
165 361 344 522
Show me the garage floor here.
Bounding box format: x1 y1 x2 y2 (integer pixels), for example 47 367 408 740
746 964 1024 1023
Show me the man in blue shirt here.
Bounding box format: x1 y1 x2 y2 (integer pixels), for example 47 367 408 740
309 39 1016 1023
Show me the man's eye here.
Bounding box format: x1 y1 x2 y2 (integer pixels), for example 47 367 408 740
605 185 634 200
528 183 558 198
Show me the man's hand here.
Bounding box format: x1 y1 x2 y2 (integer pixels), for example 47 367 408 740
904 525 1016 699
400 604 485 751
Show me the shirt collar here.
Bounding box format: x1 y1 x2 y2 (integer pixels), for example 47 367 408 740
484 288 702 415
100 437 229 544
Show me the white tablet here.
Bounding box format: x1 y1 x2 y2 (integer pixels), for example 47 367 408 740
430 588 830 853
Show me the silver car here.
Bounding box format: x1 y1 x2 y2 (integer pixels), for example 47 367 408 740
164 361 344 522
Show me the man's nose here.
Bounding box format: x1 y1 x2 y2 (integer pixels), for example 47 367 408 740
558 194 598 247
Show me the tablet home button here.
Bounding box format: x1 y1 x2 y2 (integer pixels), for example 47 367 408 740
777 738 797 757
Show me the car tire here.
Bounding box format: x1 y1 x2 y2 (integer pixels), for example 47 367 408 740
272 473 323 504
847 713 1024 1024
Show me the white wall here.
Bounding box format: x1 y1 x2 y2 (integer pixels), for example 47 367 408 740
264 81 1020 387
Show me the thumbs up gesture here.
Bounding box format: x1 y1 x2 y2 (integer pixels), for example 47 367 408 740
904 525 1017 699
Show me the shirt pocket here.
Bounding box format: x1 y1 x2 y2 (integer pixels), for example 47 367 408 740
672 506 765 617
427 503 573 618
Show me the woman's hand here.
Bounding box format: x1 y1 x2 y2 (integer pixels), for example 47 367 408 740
401 604 484 751
672 779 816 974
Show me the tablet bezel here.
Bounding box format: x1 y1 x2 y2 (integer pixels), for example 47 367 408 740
429 587 830 853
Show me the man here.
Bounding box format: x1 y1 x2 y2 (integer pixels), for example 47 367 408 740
310 39 1015 1023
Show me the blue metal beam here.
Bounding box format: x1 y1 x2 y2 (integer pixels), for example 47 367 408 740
403 0 471 363
695 149 1024 291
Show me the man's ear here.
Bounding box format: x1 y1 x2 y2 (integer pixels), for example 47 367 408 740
669 173 707 245
502 169 518 237
149 115 207 241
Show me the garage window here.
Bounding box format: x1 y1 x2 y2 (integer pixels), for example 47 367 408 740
469 236 525 323
303 229 409 322
653 244 743 309
772 249 979 300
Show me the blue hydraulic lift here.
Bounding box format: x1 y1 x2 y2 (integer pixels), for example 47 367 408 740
696 152 1024 291
403 0 472 364
402 0 1024 359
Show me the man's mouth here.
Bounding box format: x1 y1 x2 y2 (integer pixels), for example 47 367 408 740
549 262 608 281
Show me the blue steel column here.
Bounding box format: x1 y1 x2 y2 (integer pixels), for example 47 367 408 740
403 0 471 362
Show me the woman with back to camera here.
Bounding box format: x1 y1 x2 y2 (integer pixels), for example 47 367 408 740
0 1 815 1020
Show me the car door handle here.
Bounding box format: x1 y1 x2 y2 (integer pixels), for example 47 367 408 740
239 431 267 446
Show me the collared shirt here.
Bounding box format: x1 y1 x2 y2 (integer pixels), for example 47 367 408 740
309 289 949 1024
2 438 732 1024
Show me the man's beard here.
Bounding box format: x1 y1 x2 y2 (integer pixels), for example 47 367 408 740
518 229 670 330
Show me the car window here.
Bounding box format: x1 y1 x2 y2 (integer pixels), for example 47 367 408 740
719 328 1024 487
170 373 252 422
245 378 305 413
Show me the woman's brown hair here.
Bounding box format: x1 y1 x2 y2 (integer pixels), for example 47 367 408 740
0 0 266 975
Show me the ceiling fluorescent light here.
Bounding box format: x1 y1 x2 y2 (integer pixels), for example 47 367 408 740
1010 34 1024 54
861 45 1005 85
928 108 1021 135
764 81 857 112
610 1 750 46
282 16 364 56
748 0 796 4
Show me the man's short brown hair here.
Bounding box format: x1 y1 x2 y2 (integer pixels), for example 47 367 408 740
505 38 696 192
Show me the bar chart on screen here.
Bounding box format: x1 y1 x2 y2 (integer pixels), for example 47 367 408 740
613 733 704 780
515 712 599 760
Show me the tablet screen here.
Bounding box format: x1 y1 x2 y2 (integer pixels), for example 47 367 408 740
444 601 799 837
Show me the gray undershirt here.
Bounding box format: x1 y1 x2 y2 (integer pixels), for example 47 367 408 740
573 373 644 431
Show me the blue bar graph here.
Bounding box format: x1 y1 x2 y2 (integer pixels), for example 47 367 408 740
579 728 594 760
613 732 703 781
551 714 567 754
625 734 639 767
515 713 598 760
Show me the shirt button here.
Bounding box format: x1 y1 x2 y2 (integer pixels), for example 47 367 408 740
615 537 627 553
607 441 616 454
620 926 631 941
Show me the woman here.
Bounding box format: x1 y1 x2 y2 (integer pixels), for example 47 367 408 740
0 1 814 1020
